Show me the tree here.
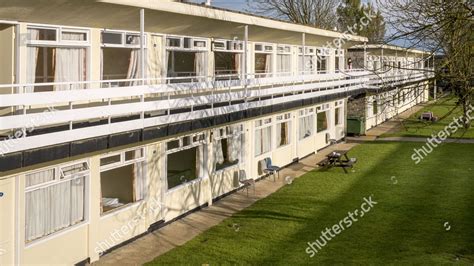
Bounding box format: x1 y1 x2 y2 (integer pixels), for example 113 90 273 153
378 0 473 128
337 0 386 42
247 0 340 30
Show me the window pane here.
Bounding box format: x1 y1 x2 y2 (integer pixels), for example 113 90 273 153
26 169 55 188
61 162 89 177
299 115 314 139
102 32 122 44
276 122 290 147
167 147 200 190
255 126 272 155
28 28 57 41
215 136 240 171
167 140 180 150
100 154 121 166
335 108 341 125
62 31 86 41
317 112 328 132
167 38 181 47
125 34 140 45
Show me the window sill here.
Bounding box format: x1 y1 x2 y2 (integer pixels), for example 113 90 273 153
166 177 204 194
214 163 240 174
100 200 145 219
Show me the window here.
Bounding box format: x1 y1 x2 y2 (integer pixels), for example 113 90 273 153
166 134 206 190
276 113 291 147
255 119 272 156
277 54 291 74
25 162 89 242
317 56 327 72
299 109 315 139
102 32 122 45
255 53 272 75
214 125 243 171
373 100 378 115
335 107 342 125
100 148 146 214
26 25 89 92
317 111 328 132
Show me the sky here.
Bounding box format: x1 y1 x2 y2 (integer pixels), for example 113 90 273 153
188 0 248 11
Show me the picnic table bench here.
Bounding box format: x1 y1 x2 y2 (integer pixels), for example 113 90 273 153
317 150 357 173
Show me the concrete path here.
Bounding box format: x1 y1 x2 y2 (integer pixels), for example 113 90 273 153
92 143 358 266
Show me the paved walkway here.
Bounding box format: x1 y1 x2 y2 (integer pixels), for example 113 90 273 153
92 143 357 266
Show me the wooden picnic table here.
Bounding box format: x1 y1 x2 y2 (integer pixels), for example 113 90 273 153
317 150 357 173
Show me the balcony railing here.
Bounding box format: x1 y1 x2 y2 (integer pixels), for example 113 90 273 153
366 69 435 89
0 70 370 155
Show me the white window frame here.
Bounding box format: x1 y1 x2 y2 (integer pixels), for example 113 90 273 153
101 29 146 49
212 39 244 53
254 117 273 156
299 108 315 140
24 160 90 244
165 133 208 192
254 42 274 54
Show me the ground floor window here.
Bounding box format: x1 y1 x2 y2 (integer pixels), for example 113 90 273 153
166 134 206 190
214 125 243 171
25 161 89 242
255 118 272 155
276 113 291 147
299 108 315 140
317 111 329 132
373 100 378 115
100 148 146 214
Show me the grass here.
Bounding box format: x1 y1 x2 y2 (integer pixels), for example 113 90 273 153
147 142 474 265
381 96 474 139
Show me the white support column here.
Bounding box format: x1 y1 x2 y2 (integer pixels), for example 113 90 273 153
302 33 306 75
140 8 146 84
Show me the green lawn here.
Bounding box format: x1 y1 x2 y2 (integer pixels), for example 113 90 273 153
382 96 474 139
147 143 474 265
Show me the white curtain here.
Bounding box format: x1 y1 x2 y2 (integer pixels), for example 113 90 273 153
298 55 304 74
214 139 225 165
277 55 291 75
25 172 85 242
26 30 39 93
54 49 85 91
299 116 314 140
127 49 141 85
25 169 54 187
195 52 207 81
255 127 271 155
